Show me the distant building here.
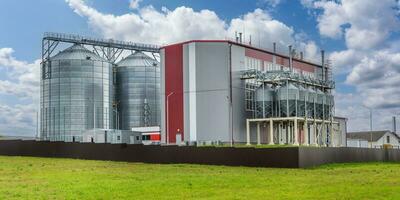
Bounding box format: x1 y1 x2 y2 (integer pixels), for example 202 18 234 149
347 130 400 148
333 116 347 147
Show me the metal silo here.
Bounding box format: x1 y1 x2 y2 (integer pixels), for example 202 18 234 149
278 82 299 117
116 51 160 130
255 83 274 118
306 87 316 118
316 89 325 119
40 44 113 142
324 92 334 120
297 84 306 117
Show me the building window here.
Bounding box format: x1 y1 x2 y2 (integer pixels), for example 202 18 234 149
386 136 390 143
117 136 121 140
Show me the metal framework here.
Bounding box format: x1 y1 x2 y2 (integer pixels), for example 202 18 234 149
241 69 335 89
42 32 160 63
40 32 161 141
241 62 337 146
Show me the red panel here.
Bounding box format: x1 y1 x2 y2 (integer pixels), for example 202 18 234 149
245 48 273 62
293 60 315 73
164 44 184 144
150 134 161 141
276 55 286 66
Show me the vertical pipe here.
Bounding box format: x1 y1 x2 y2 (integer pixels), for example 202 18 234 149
321 50 325 81
286 80 289 117
257 122 261 145
289 45 293 72
36 111 39 139
229 44 234 146
300 52 303 60
294 118 299 145
273 42 277 67
246 119 250 145
393 116 397 134
262 83 265 118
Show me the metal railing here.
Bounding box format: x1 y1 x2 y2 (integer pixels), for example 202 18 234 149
43 32 160 53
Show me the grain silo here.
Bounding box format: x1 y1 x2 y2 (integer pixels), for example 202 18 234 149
40 44 113 142
116 51 160 130
255 83 274 118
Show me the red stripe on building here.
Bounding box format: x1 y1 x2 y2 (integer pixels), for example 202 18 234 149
164 44 184 143
245 47 315 73
293 60 315 73
245 48 273 62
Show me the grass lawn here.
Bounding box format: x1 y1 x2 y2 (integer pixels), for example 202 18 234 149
0 156 399 199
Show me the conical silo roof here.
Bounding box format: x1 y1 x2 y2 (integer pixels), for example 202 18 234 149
51 44 105 61
117 51 157 67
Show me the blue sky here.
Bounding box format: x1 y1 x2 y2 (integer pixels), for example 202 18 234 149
0 0 399 136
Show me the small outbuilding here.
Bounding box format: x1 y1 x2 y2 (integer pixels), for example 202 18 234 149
347 130 400 148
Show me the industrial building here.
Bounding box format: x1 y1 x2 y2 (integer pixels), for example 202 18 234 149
160 40 341 146
39 33 160 143
39 32 344 147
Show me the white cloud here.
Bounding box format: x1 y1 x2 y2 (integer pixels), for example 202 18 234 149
311 0 399 50
335 92 400 132
66 0 315 59
261 0 282 7
345 50 400 109
329 49 362 74
303 0 400 132
314 1 347 39
0 48 40 99
0 48 40 136
300 0 316 8
227 8 295 49
129 0 142 10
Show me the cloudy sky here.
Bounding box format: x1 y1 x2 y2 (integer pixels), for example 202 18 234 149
0 0 399 136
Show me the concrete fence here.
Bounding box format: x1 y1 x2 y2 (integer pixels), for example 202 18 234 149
0 140 399 168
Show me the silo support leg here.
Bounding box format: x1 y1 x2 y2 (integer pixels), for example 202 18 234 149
246 119 250 145
294 118 299 145
257 122 261 145
313 121 317 146
268 119 274 145
303 121 308 146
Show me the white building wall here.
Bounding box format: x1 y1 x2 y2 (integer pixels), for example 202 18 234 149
184 42 231 142
372 132 400 148
230 44 249 143
160 49 166 144
347 139 368 148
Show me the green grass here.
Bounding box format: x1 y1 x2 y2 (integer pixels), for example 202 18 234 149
0 156 399 199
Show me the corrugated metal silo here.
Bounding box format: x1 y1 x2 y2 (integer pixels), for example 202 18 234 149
255 83 274 118
297 85 306 117
40 44 113 142
278 83 299 117
116 51 160 130
307 87 316 118
316 89 325 119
